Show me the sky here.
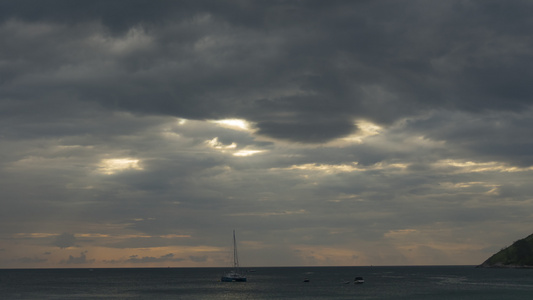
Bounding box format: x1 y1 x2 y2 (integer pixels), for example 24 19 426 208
1 0 533 268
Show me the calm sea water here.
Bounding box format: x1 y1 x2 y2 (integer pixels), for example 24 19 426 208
1 266 533 299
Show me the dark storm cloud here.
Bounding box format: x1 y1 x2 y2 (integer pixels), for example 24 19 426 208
3 0 532 143
53 233 77 249
60 251 95 264
400 109 533 166
125 253 185 264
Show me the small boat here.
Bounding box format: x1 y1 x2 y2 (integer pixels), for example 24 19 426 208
303 278 310 282
221 270 247 282
354 276 365 284
221 230 247 282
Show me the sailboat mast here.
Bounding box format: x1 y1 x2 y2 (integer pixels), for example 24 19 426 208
221 230 246 282
233 230 239 268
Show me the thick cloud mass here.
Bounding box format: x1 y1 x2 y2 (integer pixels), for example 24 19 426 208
3 0 532 143
1 0 533 268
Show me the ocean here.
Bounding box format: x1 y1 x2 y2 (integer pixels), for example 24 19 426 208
1 266 533 299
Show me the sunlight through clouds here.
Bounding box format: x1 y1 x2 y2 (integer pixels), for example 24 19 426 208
233 149 264 157
210 119 254 132
205 137 237 150
14 233 59 238
278 162 409 174
98 158 143 175
338 120 383 144
435 160 533 173
285 163 362 174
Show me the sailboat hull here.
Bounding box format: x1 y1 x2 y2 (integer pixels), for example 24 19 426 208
221 276 247 282
221 270 247 282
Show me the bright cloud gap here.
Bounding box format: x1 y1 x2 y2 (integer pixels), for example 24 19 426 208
210 119 254 132
98 158 143 175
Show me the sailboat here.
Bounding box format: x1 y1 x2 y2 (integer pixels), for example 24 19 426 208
221 230 247 282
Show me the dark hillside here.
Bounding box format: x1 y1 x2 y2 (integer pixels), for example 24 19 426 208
478 233 533 268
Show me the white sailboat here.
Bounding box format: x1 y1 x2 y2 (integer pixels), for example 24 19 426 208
221 230 247 282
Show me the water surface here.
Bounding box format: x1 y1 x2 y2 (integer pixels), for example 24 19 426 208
2 266 532 299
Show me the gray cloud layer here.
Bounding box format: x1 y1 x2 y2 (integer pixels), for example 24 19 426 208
3 0 532 144
1 0 533 267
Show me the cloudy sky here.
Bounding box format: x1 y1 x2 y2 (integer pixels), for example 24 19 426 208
2 0 533 268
